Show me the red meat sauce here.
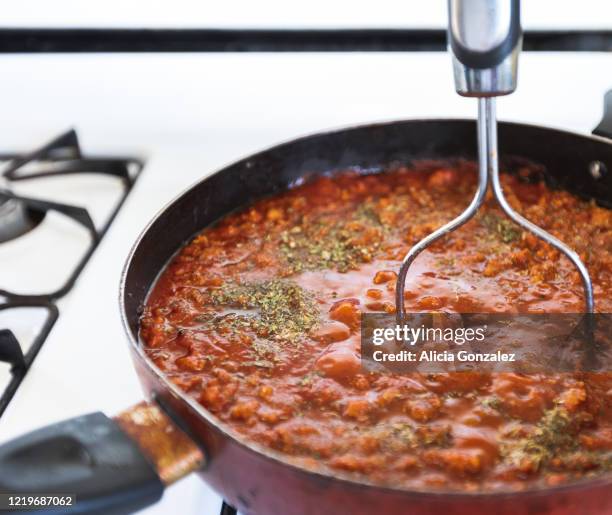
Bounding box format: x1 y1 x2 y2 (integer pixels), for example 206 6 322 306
141 160 612 492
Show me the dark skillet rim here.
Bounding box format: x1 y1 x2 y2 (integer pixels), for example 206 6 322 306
119 117 612 501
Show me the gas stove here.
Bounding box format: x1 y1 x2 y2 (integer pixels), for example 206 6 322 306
0 50 611 515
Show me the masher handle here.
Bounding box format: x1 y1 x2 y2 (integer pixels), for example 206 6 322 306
448 0 522 97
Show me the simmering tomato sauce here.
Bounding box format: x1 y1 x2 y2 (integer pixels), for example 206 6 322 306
141 160 612 492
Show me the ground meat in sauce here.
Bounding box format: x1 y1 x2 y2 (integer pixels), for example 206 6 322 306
141 160 612 492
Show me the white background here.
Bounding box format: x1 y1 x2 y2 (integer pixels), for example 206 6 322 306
0 0 611 29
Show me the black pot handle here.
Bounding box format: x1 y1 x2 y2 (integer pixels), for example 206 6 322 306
593 89 612 140
0 403 204 514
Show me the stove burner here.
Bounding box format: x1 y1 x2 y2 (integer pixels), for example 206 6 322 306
0 301 58 417
0 195 44 243
0 129 144 417
0 129 143 301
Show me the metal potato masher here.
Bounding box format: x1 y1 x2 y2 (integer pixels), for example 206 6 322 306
396 0 595 321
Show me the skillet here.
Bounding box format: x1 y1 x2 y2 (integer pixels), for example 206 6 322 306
1 106 612 514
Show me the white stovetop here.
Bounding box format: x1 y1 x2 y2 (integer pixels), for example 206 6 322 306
0 52 611 514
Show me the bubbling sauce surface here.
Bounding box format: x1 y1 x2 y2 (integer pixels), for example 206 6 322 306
141 161 612 492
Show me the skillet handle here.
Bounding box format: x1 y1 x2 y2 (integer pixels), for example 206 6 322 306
593 89 612 140
0 402 204 514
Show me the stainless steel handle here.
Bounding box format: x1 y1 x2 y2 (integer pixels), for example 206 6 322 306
448 0 522 97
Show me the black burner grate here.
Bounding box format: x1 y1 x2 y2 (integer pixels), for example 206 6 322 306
0 301 58 417
0 130 144 415
220 502 237 515
0 129 144 301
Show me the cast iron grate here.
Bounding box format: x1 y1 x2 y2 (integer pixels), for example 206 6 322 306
0 128 144 301
221 502 237 515
0 300 58 417
0 129 144 415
